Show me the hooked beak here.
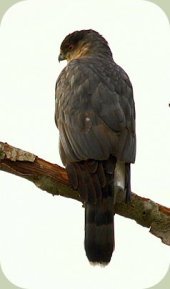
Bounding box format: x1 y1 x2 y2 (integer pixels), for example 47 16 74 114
58 52 65 62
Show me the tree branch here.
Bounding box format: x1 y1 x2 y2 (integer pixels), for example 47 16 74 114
0 141 170 246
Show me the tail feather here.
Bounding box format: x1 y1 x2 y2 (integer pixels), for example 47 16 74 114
85 198 114 264
66 157 117 265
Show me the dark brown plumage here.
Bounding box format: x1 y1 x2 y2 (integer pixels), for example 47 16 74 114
55 29 136 264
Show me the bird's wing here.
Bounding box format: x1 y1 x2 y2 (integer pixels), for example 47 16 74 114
55 58 136 164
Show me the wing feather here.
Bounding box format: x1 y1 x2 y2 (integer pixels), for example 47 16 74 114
55 57 136 164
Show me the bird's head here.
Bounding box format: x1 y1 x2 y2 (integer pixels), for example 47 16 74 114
58 29 112 62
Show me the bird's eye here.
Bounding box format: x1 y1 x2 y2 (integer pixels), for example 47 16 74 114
68 44 74 50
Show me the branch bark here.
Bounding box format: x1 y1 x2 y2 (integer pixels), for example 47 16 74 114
0 141 170 246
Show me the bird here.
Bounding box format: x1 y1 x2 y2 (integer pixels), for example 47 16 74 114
55 29 136 265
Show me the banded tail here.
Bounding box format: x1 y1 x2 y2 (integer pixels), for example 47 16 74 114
85 194 114 264
66 157 131 265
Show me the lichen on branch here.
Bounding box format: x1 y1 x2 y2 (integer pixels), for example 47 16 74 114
0 141 170 246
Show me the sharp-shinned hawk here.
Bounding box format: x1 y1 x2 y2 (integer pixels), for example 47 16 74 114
55 29 136 264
